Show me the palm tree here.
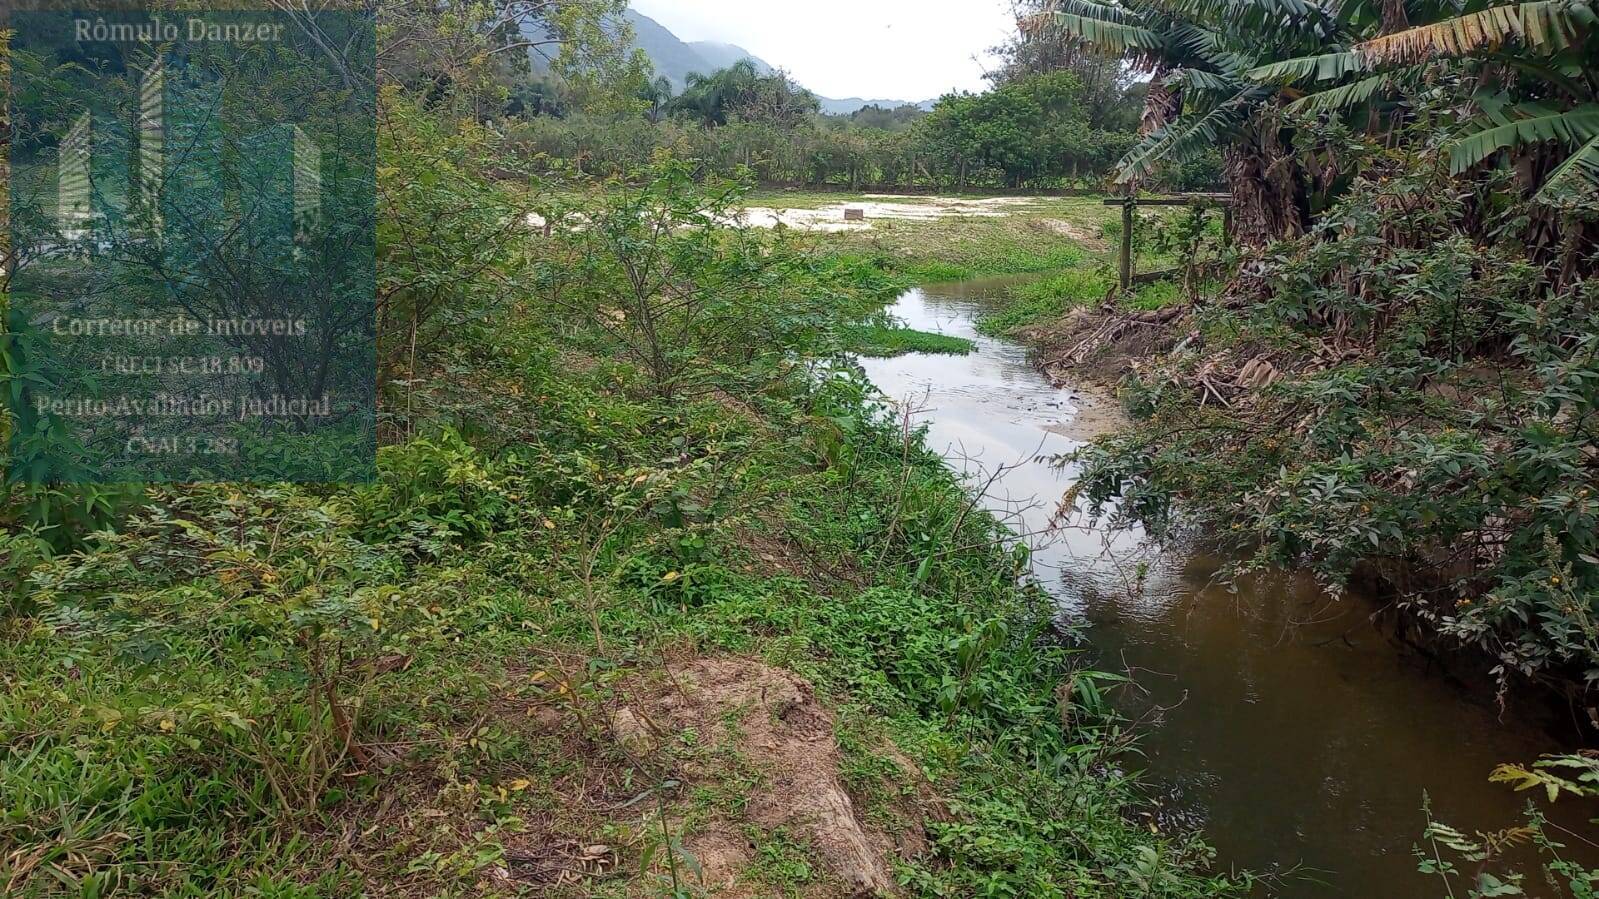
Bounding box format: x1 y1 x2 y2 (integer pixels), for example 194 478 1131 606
672 60 764 127
641 75 673 123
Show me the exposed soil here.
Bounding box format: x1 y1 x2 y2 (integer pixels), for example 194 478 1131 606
611 657 933 897
1020 301 1321 423
1033 217 1108 252
1040 378 1130 442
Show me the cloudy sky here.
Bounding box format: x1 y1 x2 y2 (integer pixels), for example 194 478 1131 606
630 0 1017 101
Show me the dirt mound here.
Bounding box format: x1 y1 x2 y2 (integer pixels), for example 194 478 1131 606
613 658 925 897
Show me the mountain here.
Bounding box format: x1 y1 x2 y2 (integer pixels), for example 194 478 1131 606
625 13 779 90
686 41 775 77
532 9 931 111
818 97 938 116
622 9 710 90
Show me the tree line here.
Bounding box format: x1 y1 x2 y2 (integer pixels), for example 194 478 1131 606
478 11 1216 191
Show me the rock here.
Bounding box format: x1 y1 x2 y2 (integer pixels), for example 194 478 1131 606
608 707 656 756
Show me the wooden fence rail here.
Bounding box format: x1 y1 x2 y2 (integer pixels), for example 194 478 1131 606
1103 194 1233 292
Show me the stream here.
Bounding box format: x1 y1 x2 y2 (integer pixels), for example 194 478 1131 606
858 275 1599 896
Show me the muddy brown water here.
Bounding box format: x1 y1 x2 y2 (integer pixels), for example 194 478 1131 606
858 276 1599 897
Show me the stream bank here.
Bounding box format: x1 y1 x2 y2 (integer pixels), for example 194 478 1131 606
862 275 1599 896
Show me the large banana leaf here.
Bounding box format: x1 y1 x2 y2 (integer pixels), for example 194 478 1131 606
1169 20 1260 71
1446 103 1599 172
1534 132 1599 201
1150 0 1331 31
1114 87 1269 180
1356 0 1593 64
1286 72 1393 112
1051 0 1143 23
1247 50 1367 82
1051 10 1167 51
1052 0 1259 70
1276 61 1431 112
1168 67 1245 93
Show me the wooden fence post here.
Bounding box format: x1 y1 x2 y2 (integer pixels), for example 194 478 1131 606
1103 193 1234 292
1119 198 1134 292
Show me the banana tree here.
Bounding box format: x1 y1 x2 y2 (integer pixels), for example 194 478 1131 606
1043 0 1341 245
1243 0 1597 279
1050 0 1596 249
1249 0 1598 202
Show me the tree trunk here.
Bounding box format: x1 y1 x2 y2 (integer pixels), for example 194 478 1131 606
1224 119 1309 248
1140 65 1182 137
1381 0 1409 32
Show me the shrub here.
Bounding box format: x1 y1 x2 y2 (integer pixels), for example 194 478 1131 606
1072 152 1599 694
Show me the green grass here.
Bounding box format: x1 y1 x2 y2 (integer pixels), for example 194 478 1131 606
1 179 1238 898
851 217 1093 282
761 192 1193 295
848 324 976 357
0 358 1242 897
971 268 1197 339
982 275 1191 333
792 194 1130 280
976 268 1114 337
1123 279 1186 312
843 214 1100 282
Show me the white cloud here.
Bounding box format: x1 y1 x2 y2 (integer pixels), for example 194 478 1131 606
630 0 1016 101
